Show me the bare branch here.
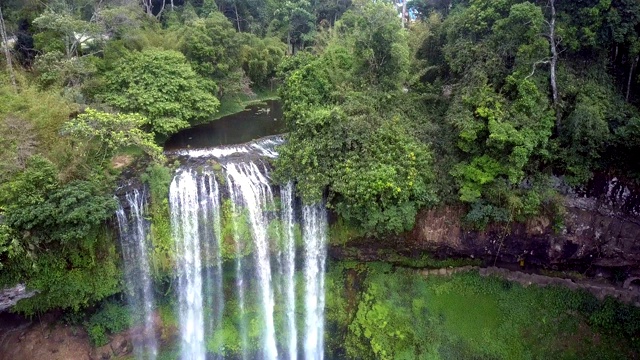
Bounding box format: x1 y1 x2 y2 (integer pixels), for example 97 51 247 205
525 59 551 80
155 0 166 19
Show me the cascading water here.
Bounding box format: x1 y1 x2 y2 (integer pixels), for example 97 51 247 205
118 136 328 359
115 189 158 360
170 171 206 360
225 161 279 359
302 204 328 360
199 174 224 357
280 182 297 360
226 178 249 360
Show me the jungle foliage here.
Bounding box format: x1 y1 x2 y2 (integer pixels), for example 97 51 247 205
326 262 640 359
275 1 439 235
0 0 317 314
410 0 640 226
277 0 640 232
1 0 640 316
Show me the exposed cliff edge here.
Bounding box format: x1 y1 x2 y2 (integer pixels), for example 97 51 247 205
408 197 640 270
0 285 36 313
330 176 640 278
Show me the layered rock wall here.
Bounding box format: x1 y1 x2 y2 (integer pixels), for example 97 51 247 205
409 198 640 269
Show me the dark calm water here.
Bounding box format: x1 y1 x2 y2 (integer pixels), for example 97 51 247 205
163 100 284 150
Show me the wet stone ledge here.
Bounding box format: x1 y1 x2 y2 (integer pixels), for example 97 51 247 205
0 284 37 312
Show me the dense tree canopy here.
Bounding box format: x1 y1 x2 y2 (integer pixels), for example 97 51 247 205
274 0 640 231
276 1 438 236
101 49 220 135
0 0 640 316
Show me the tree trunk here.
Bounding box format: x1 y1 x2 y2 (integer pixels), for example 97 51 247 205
142 0 153 16
401 0 407 28
155 0 166 19
0 6 15 90
549 0 559 131
234 1 241 32
627 55 638 102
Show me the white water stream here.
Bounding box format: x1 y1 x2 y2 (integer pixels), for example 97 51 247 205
115 189 158 360
119 136 327 360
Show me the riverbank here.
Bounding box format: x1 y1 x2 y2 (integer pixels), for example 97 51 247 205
212 89 279 121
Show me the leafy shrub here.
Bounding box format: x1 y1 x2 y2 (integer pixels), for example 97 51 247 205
87 324 108 346
0 153 122 314
11 242 121 315
0 155 117 245
142 164 173 205
101 49 220 135
62 108 164 162
85 300 131 346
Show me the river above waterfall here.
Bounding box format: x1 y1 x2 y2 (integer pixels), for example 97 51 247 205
164 100 284 151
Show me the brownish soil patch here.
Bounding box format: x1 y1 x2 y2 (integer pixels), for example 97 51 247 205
111 155 134 169
0 313 91 360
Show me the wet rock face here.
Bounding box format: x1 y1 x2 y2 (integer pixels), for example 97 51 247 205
0 284 37 312
329 189 640 272
585 173 640 216
405 205 552 265
405 194 640 269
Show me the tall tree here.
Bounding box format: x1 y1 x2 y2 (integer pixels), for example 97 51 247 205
269 0 315 54
101 49 220 136
0 6 16 90
141 0 165 18
315 0 351 26
32 5 103 59
546 0 559 129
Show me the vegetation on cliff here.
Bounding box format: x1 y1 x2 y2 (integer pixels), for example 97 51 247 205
274 2 439 236
0 0 639 321
277 0 640 235
0 0 294 314
326 262 640 359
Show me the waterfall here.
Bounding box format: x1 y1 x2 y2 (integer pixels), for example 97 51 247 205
303 204 328 360
226 171 249 360
199 173 224 357
170 171 206 360
115 189 158 360
225 161 279 359
280 182 297 360
119 136 328 359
